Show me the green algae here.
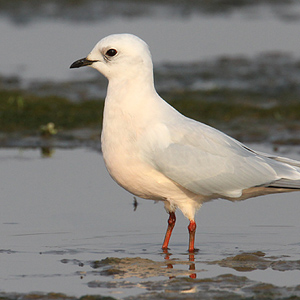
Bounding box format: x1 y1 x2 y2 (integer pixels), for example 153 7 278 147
2 88 300 134
0 89 104 133
163 89 300 125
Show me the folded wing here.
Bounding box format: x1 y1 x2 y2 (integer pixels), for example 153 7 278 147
148 118 300 198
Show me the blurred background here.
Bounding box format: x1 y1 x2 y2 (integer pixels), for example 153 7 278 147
1 2 300 298
1 0 300 148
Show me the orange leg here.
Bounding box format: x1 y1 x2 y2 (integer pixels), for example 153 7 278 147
188 220 197 252
162 212 176 250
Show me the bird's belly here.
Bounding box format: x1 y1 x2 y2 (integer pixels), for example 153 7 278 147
101 114 171 199
102 145 169 200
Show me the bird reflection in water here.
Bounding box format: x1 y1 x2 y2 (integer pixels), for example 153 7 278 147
163 249 197 279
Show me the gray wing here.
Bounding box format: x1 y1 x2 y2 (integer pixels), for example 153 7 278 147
147 119 300 198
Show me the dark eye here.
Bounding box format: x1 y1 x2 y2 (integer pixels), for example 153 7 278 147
106 49 117 57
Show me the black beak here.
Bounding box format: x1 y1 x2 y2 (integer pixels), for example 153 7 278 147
70 57 97 69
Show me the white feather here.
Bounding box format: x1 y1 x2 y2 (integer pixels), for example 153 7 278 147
74 33 300 221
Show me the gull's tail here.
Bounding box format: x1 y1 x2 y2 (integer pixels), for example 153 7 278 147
263 153 300 190
232 151 300 201
268 178 300 189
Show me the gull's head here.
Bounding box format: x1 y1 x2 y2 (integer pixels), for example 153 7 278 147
70 33 153 80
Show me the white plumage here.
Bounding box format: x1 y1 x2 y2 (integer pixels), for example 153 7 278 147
70 33 300 252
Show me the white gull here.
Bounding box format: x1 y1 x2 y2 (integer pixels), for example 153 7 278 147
70 33 300 252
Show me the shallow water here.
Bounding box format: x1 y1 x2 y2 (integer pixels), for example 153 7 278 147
1 4 300 82
1 146 300 299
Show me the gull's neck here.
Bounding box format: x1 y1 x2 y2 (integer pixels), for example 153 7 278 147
106 68 158 108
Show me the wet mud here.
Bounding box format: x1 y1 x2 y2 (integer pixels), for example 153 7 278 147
60 253 300 299
66 254 300 299
208 251 300 272
2 254 300 300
